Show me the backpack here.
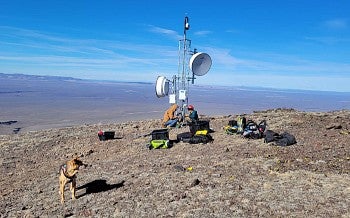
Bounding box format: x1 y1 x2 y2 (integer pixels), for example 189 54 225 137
228 120 237 127
276 132 297 146
264 130 280 143
264 130 296 146
236 116 246 134
224 125 238 135
225 119 239 135
245 120 258 131
258 120 267 133
243 120 262 139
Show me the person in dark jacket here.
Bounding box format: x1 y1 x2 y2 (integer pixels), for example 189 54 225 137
186 104 198 122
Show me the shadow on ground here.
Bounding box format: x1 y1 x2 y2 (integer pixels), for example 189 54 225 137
77 179 124 198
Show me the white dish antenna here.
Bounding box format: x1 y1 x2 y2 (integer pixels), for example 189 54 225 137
155 76 169 98
189 52 212 76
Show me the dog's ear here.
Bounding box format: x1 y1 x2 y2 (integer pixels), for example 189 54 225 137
74 158 84 166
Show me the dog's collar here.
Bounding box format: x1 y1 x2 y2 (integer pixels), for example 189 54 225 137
60 164 76 181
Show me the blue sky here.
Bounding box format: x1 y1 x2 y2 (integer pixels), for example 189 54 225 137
0 0 350 92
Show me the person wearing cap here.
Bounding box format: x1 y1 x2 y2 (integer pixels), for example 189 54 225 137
186 104 198 122
163 104 179 127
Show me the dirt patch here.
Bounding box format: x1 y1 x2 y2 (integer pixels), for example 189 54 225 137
1 109 350 217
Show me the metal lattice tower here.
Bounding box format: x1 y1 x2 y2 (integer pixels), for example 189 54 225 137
174 16 191 115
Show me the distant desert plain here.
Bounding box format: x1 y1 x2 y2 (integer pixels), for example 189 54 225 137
1 73 349 135
1 73 350 217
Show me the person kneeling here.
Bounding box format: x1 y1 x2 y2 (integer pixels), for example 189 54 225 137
163 104 179 127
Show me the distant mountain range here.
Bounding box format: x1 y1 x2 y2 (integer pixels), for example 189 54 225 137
0 73 81 82
1 73 349 94
0 73 152 85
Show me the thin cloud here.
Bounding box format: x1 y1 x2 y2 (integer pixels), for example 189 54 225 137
0 25 73 43
203 46 350 78
194 30 212 36
203 47 240 65
226 29 242 34
324 19 348 30
304 36 350 45
2 25 349 90
147 25 181 40
0 26 178 65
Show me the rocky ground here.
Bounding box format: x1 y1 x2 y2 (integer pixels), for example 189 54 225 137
1 108 350 217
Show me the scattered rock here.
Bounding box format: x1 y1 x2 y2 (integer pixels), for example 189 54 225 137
190 178 200 187
326 124 342 130
174 165 185 171
13 128 21 134
1 109 350 217
0 120 17 125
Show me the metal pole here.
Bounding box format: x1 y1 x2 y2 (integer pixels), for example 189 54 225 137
182 17 188 91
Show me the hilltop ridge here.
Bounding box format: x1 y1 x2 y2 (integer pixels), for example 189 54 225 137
1 108 350 217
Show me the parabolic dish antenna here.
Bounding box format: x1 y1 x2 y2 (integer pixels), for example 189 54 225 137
189 52 212 76
155 76 169 98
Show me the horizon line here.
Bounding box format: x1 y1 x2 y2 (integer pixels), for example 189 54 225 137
1 72 350 94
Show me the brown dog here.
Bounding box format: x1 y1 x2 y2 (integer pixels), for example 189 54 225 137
59 157 85 204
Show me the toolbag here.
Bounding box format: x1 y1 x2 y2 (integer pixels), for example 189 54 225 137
149 139 169 149
177 132 193 143
189 134 213 144
176 131 213 144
